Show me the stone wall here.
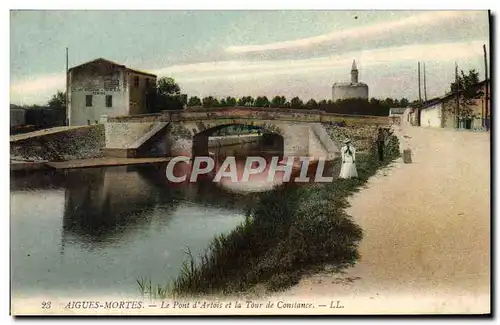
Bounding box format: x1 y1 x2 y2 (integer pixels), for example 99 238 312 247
107 107 392 126
104 121 157 148
10 125 105 161
323 123 380 152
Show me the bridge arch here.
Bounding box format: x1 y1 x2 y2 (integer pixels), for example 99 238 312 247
191 122 285 158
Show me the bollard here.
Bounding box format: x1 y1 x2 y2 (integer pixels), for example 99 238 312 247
403 149 412 164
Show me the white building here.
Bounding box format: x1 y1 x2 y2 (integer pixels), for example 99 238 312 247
420 101 444 128
68 58 157 126
388 107 407 124
389 107 407 117
332 60 369 102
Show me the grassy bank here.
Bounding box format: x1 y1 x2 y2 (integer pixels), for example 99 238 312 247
139 133 401 298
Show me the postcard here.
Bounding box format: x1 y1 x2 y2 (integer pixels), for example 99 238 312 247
9 9 491 316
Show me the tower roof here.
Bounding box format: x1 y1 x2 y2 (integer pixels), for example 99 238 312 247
351 60 358 71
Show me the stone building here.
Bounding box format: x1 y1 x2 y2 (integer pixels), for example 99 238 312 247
68 58 157 126
332 60 369 102
419 79 490 130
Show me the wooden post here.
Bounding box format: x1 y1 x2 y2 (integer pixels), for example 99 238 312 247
455 62 460 129
483 44 489 130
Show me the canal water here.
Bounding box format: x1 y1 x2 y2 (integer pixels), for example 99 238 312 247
11 143 336 299
10 164 256 299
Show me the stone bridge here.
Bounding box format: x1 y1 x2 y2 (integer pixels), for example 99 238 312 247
101 107 395 159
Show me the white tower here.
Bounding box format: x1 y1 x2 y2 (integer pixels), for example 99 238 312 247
351 60 359 83
332 59 369 102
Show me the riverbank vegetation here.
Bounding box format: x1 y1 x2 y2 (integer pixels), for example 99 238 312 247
138 133 400 298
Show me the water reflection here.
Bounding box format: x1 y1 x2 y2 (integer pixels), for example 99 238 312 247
10 153 337 297
10 166 251 297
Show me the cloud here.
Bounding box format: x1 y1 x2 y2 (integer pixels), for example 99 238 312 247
10 73 65 105
157 41 486 83
225 11 483 54
10 40 487 105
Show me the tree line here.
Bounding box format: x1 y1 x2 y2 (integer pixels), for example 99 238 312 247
184 95 411 110
154 77 412 116
183 95 411 116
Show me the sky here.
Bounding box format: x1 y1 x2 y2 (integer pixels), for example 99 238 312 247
10 10 490 105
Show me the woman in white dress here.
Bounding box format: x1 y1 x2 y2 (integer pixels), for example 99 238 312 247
339 139 358 179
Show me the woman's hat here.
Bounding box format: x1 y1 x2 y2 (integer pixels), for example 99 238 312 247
344 139 351 144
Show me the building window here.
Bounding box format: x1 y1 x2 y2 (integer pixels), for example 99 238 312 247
85 95 93 107
106 95 113 108
145 78 150 88
134 76 139 88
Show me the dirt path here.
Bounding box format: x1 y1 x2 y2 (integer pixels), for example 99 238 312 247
273 125 491 314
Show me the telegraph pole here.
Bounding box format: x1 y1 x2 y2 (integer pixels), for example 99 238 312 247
423 62 428 102
483 44 489 130
66 47 70 126
455 62 460 129
418 61 422 126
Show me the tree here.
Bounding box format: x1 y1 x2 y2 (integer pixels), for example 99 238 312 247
202 96 220 108
305 99 318 110
410 99 420 107
450 69 480 93
225 96 237 107
327 98 389 116
318 99 328 111
47 91 66 126
447 69 483 122
155 77 184 111
237 96 254 107
383 98 395 108
157 77 181 96
254 96 270 107
48 91 65 110
290 97 304 109
187 96 202 107
270 95 287 108
400 98 410 107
